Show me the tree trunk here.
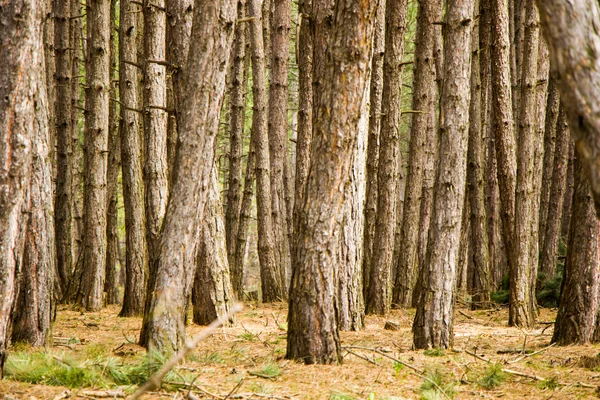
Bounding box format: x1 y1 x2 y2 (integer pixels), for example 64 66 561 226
54 0 73 296
467 11 491 308
287 0 376 364
393 0 442 309
44 0 56 178
138 0 237 352
539 109 570 283
248 0 285 302
225 1 248 287
552 157 600 345
268 0 292 292
119 0 147 317
413 0 474 349
105 0 121 305
560 141 575 238
78 0 111 311
362 0 385 300
366 0 408 316
536 0 600 216
144 0 169 276
0 0 41 375
192 168 236 325
510 0 539 327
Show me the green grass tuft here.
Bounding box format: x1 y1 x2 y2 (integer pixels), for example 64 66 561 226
419 369 456 400
423 348 445 357
477 364 507 389
538 377 560 390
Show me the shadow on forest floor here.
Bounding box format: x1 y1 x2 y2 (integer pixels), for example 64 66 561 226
1 303 598 399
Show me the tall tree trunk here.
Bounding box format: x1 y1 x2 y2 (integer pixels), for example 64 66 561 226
78 0 111 311
268 0 292 291
139 0 237 352
0 0 42 375
510 0 539 327
119 0 147 317
366 0 408 316
560 141 575 238
539 109 570 283
226 1 248 286
287 0 376 364
44 0 56 178
105 0 121 305
393 0 441 309
248 0 285 302
54 0 73 296
192 168 236 325
144 0 169 277
467 10 491 308
413 0 474 349
12 56 55 346
362 0 385 299
552 157 600 345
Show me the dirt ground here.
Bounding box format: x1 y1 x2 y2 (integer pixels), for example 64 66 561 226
1 303 599 399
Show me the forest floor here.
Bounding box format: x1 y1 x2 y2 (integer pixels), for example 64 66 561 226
2 303 600 399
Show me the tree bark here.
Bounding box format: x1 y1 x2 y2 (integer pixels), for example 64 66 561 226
536 0 600 217
366 0 408 316
139 0 237 352
560 141 575 238
539 109 570 283
362 0 385 300
552 157 600 345
287 0 376 364
413 0 474 349
77 0 111 311
393 0 441 309
0 0 41 375
248 0 285 302
119 0 147 317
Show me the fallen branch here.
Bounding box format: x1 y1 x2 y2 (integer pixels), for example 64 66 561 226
131 303 243 399
508 343 556 364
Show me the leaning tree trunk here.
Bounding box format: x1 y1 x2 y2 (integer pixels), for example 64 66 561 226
12 58 55 346
536 0 600 216
54 0 73 295
467 10 491 309
105 0 121 305
138 0 237 353
413 0 474 350
362 0 385 299
539 109 570 283
393 0 440 309
77 0 111 311
367 0 408 316
552 157 600 345
510 0 539 327
268 0 293 291
0 0 41 375
287 0 377 364
248 0 285 302
119 0 147 317
192 168 235 325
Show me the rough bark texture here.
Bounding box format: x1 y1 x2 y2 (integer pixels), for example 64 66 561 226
226 1 248 289
287 0 376 364
366 0 408 316
552 158 600 345
540 109 570 283
536 0 600 217
144 0 169 275
561 141 575 238
119 0 147 317
393 0 439 309
413 0 474 350
138 0 237 352
192 169 235 325
54 0 73 295
0 0 40 375
268 0 292 292
248 0 285 302
467 12 491 308
77 0 111 311
104 0 120 305
362 0 385 299
510 0 539 327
